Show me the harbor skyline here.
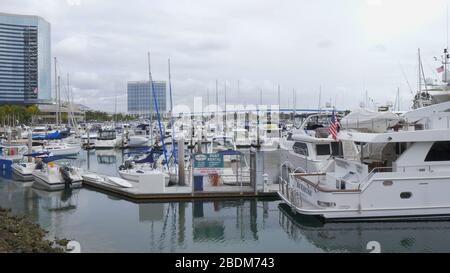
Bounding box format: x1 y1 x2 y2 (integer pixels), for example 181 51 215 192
0 0 449 113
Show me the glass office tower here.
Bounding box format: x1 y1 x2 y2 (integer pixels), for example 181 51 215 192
0 13 51 104
127 81 167 117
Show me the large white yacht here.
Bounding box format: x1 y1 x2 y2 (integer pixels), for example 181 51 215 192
279 101 450 221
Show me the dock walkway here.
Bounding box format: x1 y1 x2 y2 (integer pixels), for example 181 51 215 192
83 175 279 201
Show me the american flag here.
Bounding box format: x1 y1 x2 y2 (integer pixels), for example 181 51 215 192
329 109 338 140
437 65 445 73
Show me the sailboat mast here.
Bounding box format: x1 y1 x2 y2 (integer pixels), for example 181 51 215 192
224 81 227 136
57 75 61 126
54 57 58 126
148 52 153 142
318 86 322 113
216 79 219 130
168 58 176 164
148 52 169 170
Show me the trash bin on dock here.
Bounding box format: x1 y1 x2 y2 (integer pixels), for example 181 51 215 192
193 174 204 192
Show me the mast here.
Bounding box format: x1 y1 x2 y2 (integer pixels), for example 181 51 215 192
318 86 322 113
114 86 117 127
293 88 296 117
168 58 176 165
57 75 61 126
418 48 422 92
277 84 280 112
148 52 153 142
216 79 219 131
224 81 227 137
54 57 58 126
148 52 169 170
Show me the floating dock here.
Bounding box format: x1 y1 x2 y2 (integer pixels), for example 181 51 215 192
82 174 279 201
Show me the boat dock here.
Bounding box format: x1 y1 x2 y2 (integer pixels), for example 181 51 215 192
82 175 279 201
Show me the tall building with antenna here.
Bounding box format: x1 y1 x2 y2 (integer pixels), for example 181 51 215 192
0 13 51 104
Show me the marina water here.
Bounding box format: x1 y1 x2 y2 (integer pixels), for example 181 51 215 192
0 149 449 252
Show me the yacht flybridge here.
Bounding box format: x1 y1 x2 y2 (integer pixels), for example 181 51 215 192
279 101 450 221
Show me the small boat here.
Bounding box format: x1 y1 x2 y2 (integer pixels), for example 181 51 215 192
32 126 61 140
41 142 81 156
32 162 83 191
118 167 170 186
82 173 133 188
95 129 122 149
12 162 36 181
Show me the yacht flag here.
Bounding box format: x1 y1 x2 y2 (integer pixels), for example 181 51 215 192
329 109 338 140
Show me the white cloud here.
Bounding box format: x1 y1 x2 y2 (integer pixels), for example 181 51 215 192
1 0 449 112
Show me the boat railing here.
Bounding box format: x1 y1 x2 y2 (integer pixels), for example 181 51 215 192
358 166 393 190
358 163 443 190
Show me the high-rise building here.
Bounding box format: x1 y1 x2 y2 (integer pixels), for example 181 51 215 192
0 13 51 104
127 81 167 117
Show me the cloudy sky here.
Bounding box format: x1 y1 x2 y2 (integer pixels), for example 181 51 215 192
1 0 449 112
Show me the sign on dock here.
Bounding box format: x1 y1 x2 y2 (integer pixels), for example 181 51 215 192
193 154 224 175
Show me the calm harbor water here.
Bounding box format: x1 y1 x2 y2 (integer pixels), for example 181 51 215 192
1 149 450 252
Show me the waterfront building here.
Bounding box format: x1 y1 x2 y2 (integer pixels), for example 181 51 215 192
38 103 88 122
0 13 51 105
127 81 167 117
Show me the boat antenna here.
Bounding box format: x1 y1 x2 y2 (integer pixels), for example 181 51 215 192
148 52 170 170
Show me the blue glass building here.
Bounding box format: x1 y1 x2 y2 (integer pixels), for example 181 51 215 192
0 13 51 104
127 81 167 117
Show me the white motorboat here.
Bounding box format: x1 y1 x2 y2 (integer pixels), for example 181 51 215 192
12 161 36 181
32 162 83 191
279 113 339 173
278 101 450 221
118 166 170 186
40 142 81 156
95 129 122 149
127 124 151 147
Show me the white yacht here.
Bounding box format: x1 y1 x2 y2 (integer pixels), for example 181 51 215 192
279 101 450 221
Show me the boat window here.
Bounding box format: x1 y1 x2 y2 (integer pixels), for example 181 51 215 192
316 144 331 156
331 142 343 157
425 141 450 161
293 142 308 156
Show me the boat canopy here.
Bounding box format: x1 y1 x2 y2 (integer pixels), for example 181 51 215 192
338 128 450 143
340 108 402 133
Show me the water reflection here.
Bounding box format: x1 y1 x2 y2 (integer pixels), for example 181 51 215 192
192 200 259 243
32 187 79 212
96 150 117 165
278 203 450 253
